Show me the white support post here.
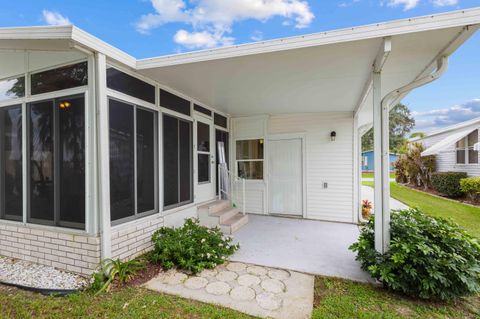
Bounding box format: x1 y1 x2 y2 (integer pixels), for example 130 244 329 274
96 53 112 260
372 73 391 254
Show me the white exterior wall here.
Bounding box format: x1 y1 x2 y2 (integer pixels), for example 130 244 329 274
232 113 355 223
419 123 480 176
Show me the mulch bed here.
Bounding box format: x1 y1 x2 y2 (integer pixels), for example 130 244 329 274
111 263 164 290
402 184 480 207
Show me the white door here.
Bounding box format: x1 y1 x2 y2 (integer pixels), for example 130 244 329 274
268 138 303 215
194 115 215 203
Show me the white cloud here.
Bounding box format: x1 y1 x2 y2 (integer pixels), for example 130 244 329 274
42 10 71 26
432 0 458 7
251 30 264 41
136 0 314 48
412 99 480 132
386 0 420 10
174 29 234 48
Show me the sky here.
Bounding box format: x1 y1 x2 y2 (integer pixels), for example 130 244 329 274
0 0 479 133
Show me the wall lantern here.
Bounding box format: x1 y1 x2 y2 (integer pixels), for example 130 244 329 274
330 131 336 141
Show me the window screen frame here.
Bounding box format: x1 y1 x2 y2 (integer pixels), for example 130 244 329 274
162 113 193 211
108 97 159 226
26 94 86 230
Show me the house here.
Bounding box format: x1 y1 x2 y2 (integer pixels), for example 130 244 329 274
0 8 479 275
413 117 480 176
361 150 398 172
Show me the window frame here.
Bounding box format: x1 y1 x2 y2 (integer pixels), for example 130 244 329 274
235 138 265 180
107 96 159 226
456 129 479 165
26 93 87 229
162 113 193 211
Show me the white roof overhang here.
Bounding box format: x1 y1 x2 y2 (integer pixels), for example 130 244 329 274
421 127 476 156
0 8 479 122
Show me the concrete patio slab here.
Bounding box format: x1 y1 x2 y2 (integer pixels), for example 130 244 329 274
144 262 314 319
230 215 374 283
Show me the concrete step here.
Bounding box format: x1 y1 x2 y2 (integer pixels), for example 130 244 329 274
220 213 249 234
210 207 239 224
199 200 230 215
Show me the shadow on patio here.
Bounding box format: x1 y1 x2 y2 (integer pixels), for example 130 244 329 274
230 215 374 283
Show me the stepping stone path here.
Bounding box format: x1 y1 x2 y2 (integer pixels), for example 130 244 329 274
144 261 314 319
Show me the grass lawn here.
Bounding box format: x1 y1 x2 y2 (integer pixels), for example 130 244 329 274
362 172 395 179
363 181 480 238
1 278 479 319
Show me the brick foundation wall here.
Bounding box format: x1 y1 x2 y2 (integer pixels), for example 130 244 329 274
111 213 164 261
0 223 101 275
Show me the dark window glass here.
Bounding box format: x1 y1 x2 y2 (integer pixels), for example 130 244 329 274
468 130 478 164
0 77 25 101
31 62 88 95
236 139 264 160
179 120 192 203
137 109 156 213
163 115 179 207
197 122 210 152
198 154 210 183
29 101 54 222
109 100 135 221
163 114 192 208
160 90 190 116
59 97 85 225
194 104 212 117
214 113 227 128
0 105 22 221
457 150 466 164
238 161 263 180
107 68 155 104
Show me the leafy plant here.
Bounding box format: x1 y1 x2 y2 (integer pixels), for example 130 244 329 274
89 258 146 295
350 208 480 300
394 143 436 189
431 171 467 198
460 176 480 203
149 218 239 274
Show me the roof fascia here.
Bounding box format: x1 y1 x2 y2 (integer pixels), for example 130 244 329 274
137 7 480 69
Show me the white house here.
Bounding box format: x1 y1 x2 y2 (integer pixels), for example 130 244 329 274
0 8 479 275
414 117 480 175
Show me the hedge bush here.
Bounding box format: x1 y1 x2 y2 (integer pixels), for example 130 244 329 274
350 209 480 300
431 171 467 198
460 176 480 203
149 218 239 274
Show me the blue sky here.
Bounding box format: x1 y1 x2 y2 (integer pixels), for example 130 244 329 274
1 0 479 133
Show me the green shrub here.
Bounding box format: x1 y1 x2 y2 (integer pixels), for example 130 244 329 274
89 258 146 295
460 176 480 202
150 218 239 274
350 209 480 300
431 171 467 198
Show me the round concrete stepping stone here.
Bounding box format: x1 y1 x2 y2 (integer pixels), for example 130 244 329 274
216 271 238 282
199 269 218 278
206 281 231 295
237 274 261 287
267 269 290 281
256 292 282 310
261 279 285 294
226 262 246 272
230 286 256 301
184 277 208 290
163 272 188 285
247 265 268 276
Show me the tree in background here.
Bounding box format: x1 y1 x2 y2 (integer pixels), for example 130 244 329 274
361 103 415 153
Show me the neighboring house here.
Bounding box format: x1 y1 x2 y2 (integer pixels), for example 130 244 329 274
412 117 480 176
0 8 478 275
361 151 398 172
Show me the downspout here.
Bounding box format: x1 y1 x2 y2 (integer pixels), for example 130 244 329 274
373 56 448 249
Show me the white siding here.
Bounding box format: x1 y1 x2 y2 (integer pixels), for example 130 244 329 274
419 123 480 176
268 113 354 222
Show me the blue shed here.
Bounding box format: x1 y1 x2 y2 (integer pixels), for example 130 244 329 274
361 150 398 172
